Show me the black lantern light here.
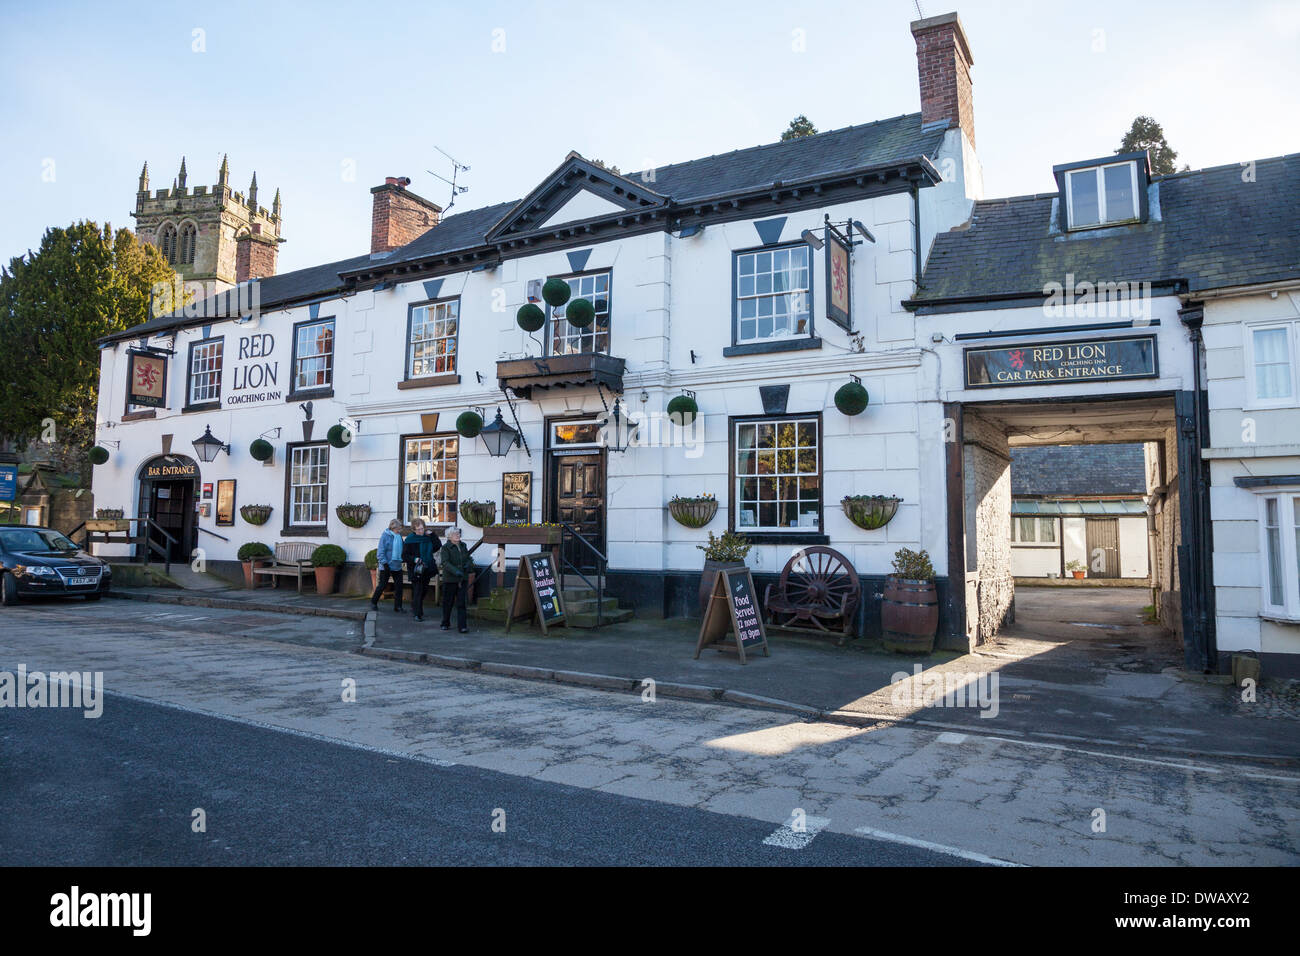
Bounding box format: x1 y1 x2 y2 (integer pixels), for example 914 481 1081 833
192 425 230 462
601 399 640 453
478 408 520 458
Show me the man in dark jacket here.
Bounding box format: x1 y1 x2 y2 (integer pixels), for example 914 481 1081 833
402 518 441 622
439 526 473 633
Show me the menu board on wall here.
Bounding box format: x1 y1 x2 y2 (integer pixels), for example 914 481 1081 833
503 472 531 525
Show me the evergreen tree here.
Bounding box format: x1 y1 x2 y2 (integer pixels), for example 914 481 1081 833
781 115 818 141
1117 116 1188 175
0 222 175 472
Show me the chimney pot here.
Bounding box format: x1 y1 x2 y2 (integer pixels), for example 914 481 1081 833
911 11 976 149
369 178 441 254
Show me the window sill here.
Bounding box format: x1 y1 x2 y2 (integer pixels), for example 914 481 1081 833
730 531 829 545
280 525 328 538
398 374 461 390
182 401 221 414
723 337 821 357
122 409 158 422
286 387 334 401
1260 612 1300 626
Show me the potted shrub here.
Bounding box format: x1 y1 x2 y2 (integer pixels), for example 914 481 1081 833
311 544 346 594
460 500 497 528
241 504 273 526
667 494 718 528
1066 559 1086 580
365 548 379 591
335 502 372 528
881 547 939 654
237 542 273 588
695 529 751 616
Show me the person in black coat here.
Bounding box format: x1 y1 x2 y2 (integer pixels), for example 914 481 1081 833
401 518 441 622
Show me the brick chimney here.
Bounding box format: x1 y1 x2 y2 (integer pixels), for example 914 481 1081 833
370 177 442 254
235 223 278 282
911 12 976 149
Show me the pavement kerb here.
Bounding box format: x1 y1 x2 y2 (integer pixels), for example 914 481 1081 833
107 589 369 622
354 644 1300 768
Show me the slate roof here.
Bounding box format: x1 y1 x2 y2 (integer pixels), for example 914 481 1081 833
105 113 949 343
1011 444 1147 496
914 153 1300 303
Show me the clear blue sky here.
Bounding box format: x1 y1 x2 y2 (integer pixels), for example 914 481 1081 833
1 0 1296 273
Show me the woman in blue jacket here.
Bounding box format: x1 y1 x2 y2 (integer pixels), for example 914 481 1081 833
402 518 441 622
369 518 406 613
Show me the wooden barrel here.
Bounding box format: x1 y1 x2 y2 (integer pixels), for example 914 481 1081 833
881 577 938 652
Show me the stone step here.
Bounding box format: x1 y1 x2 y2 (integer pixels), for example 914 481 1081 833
567 607 635 628
563 596 621 615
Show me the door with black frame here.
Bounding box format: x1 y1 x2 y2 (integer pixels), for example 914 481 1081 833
145 480 194 563
549 452 605 574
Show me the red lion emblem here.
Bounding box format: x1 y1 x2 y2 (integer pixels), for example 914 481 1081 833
1008 349 1025 370
135 362 159 390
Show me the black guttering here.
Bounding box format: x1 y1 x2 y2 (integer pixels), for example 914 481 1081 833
904 278 1189 313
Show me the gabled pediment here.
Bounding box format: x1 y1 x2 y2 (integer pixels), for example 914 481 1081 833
486 153 669 242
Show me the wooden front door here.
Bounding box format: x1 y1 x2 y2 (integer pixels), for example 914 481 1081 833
1085 517 1120 579
550 452 604 573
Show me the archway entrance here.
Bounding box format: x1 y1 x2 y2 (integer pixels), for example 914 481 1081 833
136 455 200 564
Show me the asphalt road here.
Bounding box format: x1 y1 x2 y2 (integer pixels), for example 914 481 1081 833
0 692 966 866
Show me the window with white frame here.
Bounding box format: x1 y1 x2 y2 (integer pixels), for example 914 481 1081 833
549 272 610 355
402 435 459 525
187 338 223 406
293 318 334 392
734 418 820 531
735 245 812 344
1247 321 1297 406
1259 492 1300 619
1065 161 1139 229
288 444 329 526
407 299 459 378
1011 516 1058 544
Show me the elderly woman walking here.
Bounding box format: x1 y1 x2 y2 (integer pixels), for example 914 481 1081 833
439 526 473 633
369 518 406 613
402 518 441 622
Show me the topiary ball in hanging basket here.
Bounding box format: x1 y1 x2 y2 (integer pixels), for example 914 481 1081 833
249 438 274 461
516 303 545 332
565 297 595 329
542 278 571 307
667 394 698 427
456 411 484 438
88 446 109 466
834 381 870 416
327 424 352 448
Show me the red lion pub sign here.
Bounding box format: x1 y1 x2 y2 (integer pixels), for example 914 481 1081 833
127 351 168 408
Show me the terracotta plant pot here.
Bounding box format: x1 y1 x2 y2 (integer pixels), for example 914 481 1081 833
314 566 338 594
699 559 746 616
1072 571 1086 579
242 559 267 589
881 575 938 653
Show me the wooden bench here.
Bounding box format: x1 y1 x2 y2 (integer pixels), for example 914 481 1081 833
252 541 317 592
763 546 861 642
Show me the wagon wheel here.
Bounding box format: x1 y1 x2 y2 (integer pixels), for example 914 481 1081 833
779 546 860 614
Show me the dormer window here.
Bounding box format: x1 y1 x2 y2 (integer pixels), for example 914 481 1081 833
1054 152 1150 232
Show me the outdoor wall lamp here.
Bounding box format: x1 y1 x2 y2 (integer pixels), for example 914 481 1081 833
478 408 520 458
601 400 640 453
192 426 231 462
800 228 824 250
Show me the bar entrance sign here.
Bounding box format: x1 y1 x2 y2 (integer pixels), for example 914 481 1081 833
505 550 566 635
694 567 769 664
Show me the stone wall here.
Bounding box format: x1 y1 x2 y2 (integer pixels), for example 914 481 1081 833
963 411 1014 641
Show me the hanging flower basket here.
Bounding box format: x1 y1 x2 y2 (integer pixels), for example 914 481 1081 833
335 502 372 528
841 495 901 531
240 504 273 526
667 495 718 529
460 500 497 528
542 278 571 307
835 381 870 416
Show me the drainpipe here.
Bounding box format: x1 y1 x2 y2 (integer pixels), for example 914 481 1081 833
1178 303 1217 671
911 183 923 291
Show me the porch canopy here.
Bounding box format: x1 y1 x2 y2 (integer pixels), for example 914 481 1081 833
1011 498 1147 516
496 353 625 400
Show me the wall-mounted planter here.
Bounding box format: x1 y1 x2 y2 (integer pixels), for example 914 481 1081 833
240 504 273 526
335 503 372 528
841 495 901 531
667 394 698 427
667 496 718 529
460 501 497 528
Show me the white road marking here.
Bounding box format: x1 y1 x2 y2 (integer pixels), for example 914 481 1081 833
853 826 1023 866
762 814 830 849
936 732 968 744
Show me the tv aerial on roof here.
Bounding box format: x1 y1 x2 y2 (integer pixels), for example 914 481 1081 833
427 144 470 214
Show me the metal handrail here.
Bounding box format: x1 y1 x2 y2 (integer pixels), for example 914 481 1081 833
558 521 608 626
198 527 230 542
73 516 177 574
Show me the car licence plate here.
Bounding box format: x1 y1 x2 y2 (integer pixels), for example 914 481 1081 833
67 576 95 586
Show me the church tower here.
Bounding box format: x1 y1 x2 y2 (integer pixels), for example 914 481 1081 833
132 155 284 301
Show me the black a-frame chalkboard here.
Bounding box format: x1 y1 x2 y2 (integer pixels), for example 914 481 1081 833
505 551 566 635
694 567 769 664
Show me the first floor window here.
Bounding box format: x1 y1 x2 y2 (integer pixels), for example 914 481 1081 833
403 435 458 524
408 298 459 378
1250 324 1295 404
293 318 334 391
734 417 820 531
1259 493 1300 618
550 271 610 355
735 244 811 344
188 338 223 406
289 444 329 526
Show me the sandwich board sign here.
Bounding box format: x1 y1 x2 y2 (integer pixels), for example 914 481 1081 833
694 566 769 664
505 551 566 635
